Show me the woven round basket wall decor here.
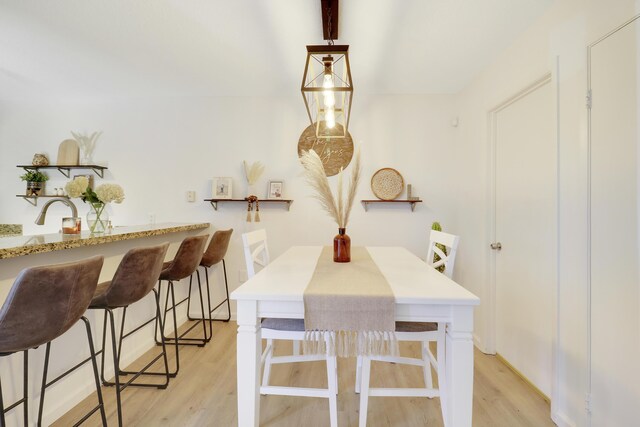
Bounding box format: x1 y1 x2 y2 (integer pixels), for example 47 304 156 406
371 168 404 200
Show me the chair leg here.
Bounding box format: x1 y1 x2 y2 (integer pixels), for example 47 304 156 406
261 339 274 390
422 341 434 390
37 342 51 426
105 290 171 387
218 259 231 321
155 280 179 376
0 376 5 427
326 354 338 427
81 316 108 427
168 281 180 376
105 309 123 426
355 355 362 394
358 356 371 427
22 350 28 427
207 260 231 322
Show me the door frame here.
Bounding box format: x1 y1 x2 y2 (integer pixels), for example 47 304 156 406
586 13 640 427
485 72 558 413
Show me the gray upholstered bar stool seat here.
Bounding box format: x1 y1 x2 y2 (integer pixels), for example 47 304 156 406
187 229 233 340
88 243 169 427
0 256 106 427
155 235 208 375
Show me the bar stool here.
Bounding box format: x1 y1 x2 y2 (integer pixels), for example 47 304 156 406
186 229 233 341
0 256 106 427
155 235 208 374
88 243 169 427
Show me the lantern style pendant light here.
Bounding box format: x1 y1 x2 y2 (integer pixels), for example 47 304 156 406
301 45 353 139
301 0 353 139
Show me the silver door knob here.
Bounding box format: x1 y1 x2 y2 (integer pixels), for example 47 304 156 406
490 242 502 250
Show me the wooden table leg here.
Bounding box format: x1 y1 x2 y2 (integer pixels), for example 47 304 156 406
236 300 261 427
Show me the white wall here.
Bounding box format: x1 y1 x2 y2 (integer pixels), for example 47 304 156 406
454 0 640 426
0 93 459 315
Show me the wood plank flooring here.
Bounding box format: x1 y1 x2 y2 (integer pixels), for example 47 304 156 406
54 320 555 426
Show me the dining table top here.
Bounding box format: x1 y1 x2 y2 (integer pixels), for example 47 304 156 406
230 245 480 306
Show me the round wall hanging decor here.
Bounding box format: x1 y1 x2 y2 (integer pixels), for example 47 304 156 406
371 168 404 200
297 122 354 177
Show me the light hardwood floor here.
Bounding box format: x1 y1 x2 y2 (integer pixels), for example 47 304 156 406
55 320 555 426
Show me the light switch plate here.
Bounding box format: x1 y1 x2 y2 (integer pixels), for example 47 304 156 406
186 191 196 202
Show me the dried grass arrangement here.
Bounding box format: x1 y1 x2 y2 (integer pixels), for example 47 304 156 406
300 146 361 228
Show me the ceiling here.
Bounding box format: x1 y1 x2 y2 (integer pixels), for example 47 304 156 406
0 0 555 99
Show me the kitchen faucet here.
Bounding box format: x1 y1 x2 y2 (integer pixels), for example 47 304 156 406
34 198 78 225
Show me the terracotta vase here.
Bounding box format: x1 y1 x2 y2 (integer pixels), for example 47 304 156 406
333 228 351 263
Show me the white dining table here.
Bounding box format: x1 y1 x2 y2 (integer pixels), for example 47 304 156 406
230 246 480 427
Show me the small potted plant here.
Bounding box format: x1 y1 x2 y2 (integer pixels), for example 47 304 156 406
20 170 49 196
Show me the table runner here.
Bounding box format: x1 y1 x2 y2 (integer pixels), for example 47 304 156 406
303 246 398 357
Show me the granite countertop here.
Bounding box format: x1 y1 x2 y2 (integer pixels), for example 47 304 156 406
0 222 210 260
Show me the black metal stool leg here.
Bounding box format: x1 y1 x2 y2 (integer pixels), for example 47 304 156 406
100 311 109 384
81 316 108 427
208 260 231 322
169 282 180 375
37 320 108 426
106 309 123 426
0 376 6 427
37 342 51 427
22 350 28 427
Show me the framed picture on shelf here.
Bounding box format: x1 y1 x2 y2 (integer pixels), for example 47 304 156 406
213 177 233 199
267 180 284 199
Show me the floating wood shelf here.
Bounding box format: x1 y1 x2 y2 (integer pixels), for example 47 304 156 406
17 165 108 178
361 199 423 212
16 195 70 206
204 198 294 211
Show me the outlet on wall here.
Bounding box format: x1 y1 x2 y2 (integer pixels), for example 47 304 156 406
148 213 156 224
186 191 196 202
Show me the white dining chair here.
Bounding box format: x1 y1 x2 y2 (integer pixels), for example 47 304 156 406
426 229 460 279
242 229 338 427
356 229 461 427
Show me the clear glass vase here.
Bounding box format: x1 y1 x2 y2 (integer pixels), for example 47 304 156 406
87 202 109 234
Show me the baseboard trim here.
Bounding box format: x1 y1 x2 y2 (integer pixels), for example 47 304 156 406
551 410 577 427
496 353 550 403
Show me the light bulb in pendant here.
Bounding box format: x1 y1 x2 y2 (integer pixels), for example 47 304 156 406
323 73 335 108
325 108 336 128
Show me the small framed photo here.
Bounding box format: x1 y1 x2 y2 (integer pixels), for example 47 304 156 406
267 180 284 199
213 177 233 199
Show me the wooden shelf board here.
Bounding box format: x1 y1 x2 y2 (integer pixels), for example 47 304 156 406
203 198 293 211
361 199 423 212
17 165 107 178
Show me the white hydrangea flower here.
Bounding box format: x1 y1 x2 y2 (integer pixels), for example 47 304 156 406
95 184 125 204
65 176 89 198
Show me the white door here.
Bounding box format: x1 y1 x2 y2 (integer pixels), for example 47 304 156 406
589 17 640 426
493 78 556 398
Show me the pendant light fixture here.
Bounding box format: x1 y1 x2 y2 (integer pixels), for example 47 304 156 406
301 0 353 139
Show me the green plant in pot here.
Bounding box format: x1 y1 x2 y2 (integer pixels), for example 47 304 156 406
20 170 49 196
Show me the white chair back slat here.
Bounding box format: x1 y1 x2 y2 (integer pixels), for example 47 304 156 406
426 229 460 279
242 229 270 278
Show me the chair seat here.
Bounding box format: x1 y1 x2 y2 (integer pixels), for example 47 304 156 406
395 321 437 333
88 281 112 308
262 318 305 331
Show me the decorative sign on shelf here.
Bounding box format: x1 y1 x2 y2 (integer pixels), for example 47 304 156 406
297 123 354 177
371 168 404 200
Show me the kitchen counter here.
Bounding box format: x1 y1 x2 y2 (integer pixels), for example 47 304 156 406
0 221 212 424
0 222 209 259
